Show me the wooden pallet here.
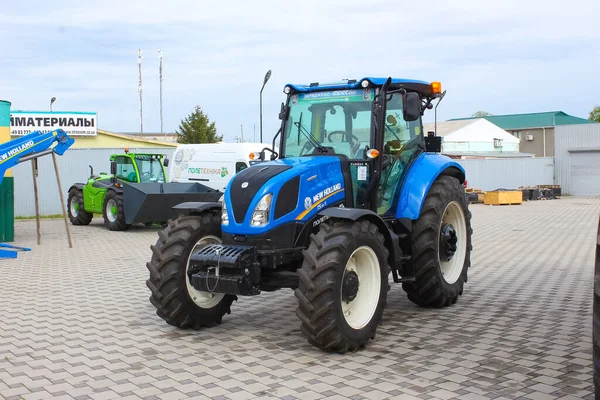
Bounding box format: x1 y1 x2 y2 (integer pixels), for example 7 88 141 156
484 191 522 206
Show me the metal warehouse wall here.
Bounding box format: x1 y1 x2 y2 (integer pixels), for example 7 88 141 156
555 124 600 196
456 157 555 191
12 148 175 217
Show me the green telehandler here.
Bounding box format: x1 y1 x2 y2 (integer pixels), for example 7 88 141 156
67 150 222 231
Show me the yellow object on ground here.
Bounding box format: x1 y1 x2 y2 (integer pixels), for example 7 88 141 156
484 191 523 205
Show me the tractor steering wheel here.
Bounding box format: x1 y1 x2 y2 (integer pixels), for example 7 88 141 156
327 130 359 144
299 141 313 156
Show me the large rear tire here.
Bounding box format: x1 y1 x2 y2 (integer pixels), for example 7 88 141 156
67 188 92 226
103 190 129 231
403 175 472 307
295 219 390 353
593 216 600 396
146 213 236 329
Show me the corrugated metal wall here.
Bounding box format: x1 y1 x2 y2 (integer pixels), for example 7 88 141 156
555 124 600 195
12 148 175 216
455 157 555 191
12 148 558 216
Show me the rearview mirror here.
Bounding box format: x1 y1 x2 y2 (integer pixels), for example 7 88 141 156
110 161 117 175
403 92 421 121
163 157 169 167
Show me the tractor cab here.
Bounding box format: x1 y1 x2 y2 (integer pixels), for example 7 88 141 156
110 152 169 184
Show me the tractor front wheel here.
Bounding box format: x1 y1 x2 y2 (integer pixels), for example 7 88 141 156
102 191 129 231
146 213 236 329
67 188 92 225
295 219 390 353
403 175 472 307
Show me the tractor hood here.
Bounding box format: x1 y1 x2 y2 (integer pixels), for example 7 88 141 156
222 156 348 236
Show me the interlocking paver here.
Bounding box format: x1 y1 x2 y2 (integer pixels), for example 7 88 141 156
1 196 599 400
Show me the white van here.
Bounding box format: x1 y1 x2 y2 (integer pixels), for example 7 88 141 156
168 142 274 191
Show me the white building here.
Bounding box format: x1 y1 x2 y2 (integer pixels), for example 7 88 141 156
424 118 525 158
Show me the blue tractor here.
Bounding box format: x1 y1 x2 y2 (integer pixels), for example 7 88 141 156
146 77 473 353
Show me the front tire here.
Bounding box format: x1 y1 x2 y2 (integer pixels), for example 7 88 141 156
403 175 472 307
67 188 92 225
103 191 129 231
295 219 390 353
593 216 600 395
146 213 236 329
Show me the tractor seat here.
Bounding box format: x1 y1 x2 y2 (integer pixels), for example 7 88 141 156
127 172 137 182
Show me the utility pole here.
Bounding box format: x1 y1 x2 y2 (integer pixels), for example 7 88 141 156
158 50 164 138
240 125 244 142
254 124 256 142
138 49 144 134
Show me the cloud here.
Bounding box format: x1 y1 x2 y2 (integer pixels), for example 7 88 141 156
1 0 598 143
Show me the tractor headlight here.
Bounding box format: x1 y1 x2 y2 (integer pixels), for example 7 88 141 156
250 193 272 227
221 200 229 226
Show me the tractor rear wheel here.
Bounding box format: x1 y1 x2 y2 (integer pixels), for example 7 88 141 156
67 188 92 225
102 191 129 231
295 219 390 353
403 175 472 307
146 213 236 329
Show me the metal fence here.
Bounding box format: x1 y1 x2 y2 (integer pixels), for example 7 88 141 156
12 148 175 217
455 157 555 191
12 148 556 217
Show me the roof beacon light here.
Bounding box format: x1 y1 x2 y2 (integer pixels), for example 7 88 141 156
249 152 260 160
431 81 442 94
366 149 379 159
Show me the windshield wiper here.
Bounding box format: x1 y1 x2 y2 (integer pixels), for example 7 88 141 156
294 112 326 152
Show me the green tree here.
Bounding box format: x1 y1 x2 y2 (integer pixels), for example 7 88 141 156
176 106 222 144
471 111 494 117
589 106 600 122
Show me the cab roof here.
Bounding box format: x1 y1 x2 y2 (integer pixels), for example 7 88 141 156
284 77 436 97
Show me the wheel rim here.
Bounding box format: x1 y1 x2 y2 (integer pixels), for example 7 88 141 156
341 245 381 330
106 199 117 223
70 197 79 217
186 235 225 308
439 201 467 284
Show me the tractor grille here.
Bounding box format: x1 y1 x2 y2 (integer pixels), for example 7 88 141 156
229 164 291 223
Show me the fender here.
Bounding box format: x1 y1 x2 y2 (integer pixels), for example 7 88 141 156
172 201 222 215
317 207 400 268
396 153 465 220
68 183 85 192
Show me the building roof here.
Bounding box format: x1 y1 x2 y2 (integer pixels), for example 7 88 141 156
448 111 595 130
98 130 177 147
442 151 535 158
423 118 519 143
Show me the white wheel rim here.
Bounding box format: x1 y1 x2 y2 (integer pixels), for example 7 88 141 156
341 246 381 330
439 201 467 284
70 197 79 217
186 235 225 308
106 199 117 223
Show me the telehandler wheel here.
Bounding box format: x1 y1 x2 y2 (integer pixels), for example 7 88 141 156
295 219 390 353
67 188 92 225
146 213 236 329
403 175 473 307
102 190 129 231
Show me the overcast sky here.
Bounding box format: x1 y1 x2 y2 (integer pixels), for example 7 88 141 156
1 0 599 144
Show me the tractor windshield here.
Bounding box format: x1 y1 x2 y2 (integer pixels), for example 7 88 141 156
282 89 375 159
135 156 166 183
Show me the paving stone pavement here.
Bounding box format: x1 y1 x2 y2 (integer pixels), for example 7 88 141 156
1 196 599 400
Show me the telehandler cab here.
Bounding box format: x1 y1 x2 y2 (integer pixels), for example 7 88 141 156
146 76 473 352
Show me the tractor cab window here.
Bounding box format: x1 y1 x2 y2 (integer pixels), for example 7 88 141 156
377 93 424 216
283 89 374 159
115 156 137 182
136 156 166 183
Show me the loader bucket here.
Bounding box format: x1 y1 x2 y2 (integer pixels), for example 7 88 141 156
121 182 222 225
